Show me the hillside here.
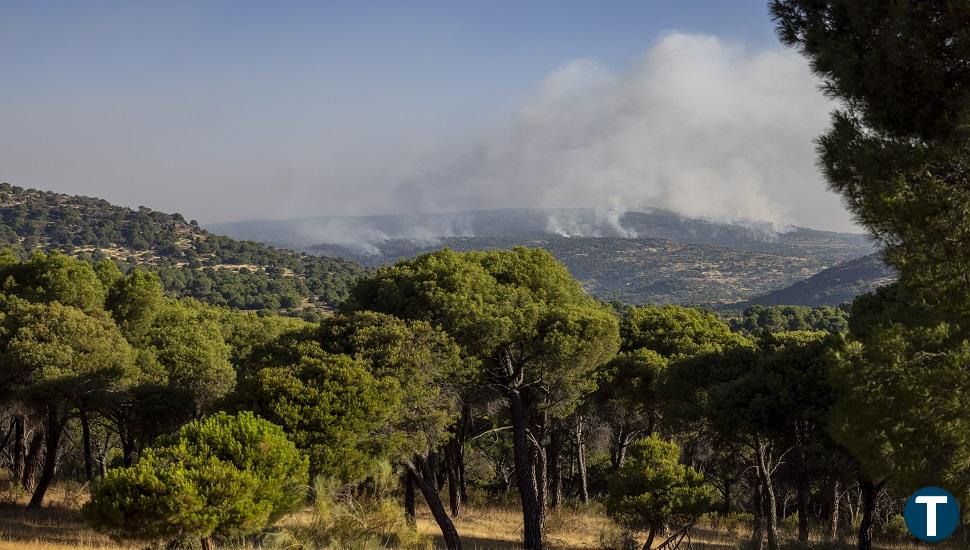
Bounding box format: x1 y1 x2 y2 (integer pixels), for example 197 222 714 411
211 208 878 306
307 235 839 306
730 253 896 308
0 183 365 315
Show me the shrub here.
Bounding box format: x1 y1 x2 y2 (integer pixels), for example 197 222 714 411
83 412 308 549
265 462 429 550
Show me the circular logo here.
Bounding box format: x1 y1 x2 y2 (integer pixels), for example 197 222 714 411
903 486 960 542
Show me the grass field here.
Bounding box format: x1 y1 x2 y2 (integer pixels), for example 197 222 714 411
0 486 958 550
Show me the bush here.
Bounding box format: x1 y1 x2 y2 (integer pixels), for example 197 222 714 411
597 523 639 550
265 462 429 550
83 412 308 548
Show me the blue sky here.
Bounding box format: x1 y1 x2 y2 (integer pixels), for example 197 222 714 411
0 1 854 231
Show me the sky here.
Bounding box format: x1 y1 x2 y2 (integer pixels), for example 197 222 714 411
0 1 856 232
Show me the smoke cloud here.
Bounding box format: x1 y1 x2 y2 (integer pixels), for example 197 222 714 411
394 32 845 231
1 32 853 232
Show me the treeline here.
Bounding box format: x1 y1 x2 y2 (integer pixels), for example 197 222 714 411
0 247 959 550
0 183 365 313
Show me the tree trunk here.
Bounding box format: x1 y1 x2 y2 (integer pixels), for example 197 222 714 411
828 479 840 541
12 415 25 482
857 476 882 550
642 522 658 550
547 430 563 509
200 537 214 550
575 418 589 504
405 456 462 550
796 463 810 543
28 409 63 509
509 389 543 550
535 443 547 514
751 479 765 550
22 426 44 491
458 404 470 503
722 481 732 515
120 426 136 468
446 438 462 517
754 441 779 550
404 472 416 525
80 409 94 483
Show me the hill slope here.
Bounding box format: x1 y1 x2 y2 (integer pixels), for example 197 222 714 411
0 183 365 315
210 207 875 265
731 253 896 308
308 235 843 306
211 208 878 306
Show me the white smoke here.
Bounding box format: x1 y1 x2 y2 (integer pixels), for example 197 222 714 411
391 32 843 231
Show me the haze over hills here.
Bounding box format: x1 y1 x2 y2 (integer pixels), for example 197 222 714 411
210 208 883 307
209 208 873 262
0 184 891 309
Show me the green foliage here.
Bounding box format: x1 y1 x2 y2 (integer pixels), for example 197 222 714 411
0 251 107 313
830 285 970 504
729 305 848 335
771 1 970 308
0 183 365 313
84 411 308 543
709 332 834 436
317 311 471 455
606 436 712 535
239 349 401 482
107 269 165 343
0 297 136 407
348 247 620 419
594 349 667 439
137 301 235 416
621 305 747 359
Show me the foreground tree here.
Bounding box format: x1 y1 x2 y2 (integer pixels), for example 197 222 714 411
84 412 307 550
830 285 969 546
607 436 711 550
317 311 472 549
772 4 970 547
348 248 620 550
0 298 136 508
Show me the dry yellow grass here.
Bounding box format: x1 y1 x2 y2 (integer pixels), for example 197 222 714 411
0 486 959 550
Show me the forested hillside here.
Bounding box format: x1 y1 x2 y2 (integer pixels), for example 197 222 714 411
0 184 365 315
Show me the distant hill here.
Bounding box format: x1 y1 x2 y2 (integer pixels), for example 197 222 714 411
209 207 874 265
0 183 365 315
312 235 839 306
211 208 877 306
730 253 896 308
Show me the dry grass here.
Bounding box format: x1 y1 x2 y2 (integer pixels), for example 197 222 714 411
0 486 961 550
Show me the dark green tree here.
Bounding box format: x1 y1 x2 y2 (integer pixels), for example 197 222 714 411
0 298 136 507
238 345 402 483
348 248 620 550
606 435 712 550
317 311 472 549
621 305 747 358
772 5 970 547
